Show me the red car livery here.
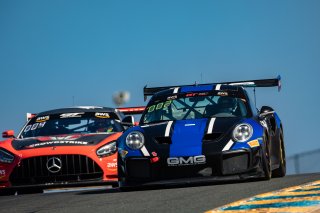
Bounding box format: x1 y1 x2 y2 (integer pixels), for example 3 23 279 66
0 106 143 193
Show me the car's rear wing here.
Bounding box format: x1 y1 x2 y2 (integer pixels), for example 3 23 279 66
143 75 281 100
117 106 146 115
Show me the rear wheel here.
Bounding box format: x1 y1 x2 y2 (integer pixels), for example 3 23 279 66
262 133 271 180
272 130 286 177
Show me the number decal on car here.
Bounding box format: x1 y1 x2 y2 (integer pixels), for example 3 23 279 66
148 100 172 113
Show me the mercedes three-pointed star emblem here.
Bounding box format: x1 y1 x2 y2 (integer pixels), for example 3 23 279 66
46 157 62 173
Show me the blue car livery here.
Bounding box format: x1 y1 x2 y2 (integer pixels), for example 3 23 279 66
117 76 285 188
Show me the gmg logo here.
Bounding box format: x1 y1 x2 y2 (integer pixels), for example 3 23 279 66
167 155 206 166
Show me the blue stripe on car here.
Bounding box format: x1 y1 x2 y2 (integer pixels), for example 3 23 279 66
170 119 207 157
180 85 213 93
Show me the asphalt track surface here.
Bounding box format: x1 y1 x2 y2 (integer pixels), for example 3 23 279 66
1 173 320 213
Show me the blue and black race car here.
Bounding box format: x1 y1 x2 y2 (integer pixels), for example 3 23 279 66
117 76 285 188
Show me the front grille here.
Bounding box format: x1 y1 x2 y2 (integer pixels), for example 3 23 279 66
10 155 103 186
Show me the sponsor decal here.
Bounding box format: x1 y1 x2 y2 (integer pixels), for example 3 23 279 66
248 139 260 148
120 150 128 158
36 115 50 122
217 91 228 96
95 112 110 118
186 92 208 97
167 155 206 166
27 140 88 148
107 162 117 168
50 135 80 141
186 93 197 97
167 95 177 100
60 112 84 118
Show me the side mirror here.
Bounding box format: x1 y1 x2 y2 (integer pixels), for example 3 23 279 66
259 106 274 119
122 116 135 126
2 130 15 138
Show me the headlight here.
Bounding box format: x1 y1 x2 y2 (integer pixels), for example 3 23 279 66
126 131 144 150
0 148 14 164
96 141 117 157
232 123 253 142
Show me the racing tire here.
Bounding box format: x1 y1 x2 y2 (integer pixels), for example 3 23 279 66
261 133 272 180
272 130 286 178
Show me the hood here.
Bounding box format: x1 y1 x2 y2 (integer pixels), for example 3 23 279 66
11 133 116 151
141 117 243 137
141 117 243 157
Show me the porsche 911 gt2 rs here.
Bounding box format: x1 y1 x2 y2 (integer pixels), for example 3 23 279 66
117 76 285 189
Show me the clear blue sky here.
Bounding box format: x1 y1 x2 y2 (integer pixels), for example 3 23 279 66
0 1 319 156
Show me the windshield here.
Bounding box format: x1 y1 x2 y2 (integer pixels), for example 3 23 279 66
141 93 249 124
20 112 123 138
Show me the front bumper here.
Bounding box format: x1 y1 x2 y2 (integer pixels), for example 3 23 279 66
119 148 265 186
0 153 118 189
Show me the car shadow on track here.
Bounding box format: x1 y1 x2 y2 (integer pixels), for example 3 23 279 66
78 178 265 195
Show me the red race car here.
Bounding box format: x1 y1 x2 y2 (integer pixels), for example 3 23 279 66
0 106 144 194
